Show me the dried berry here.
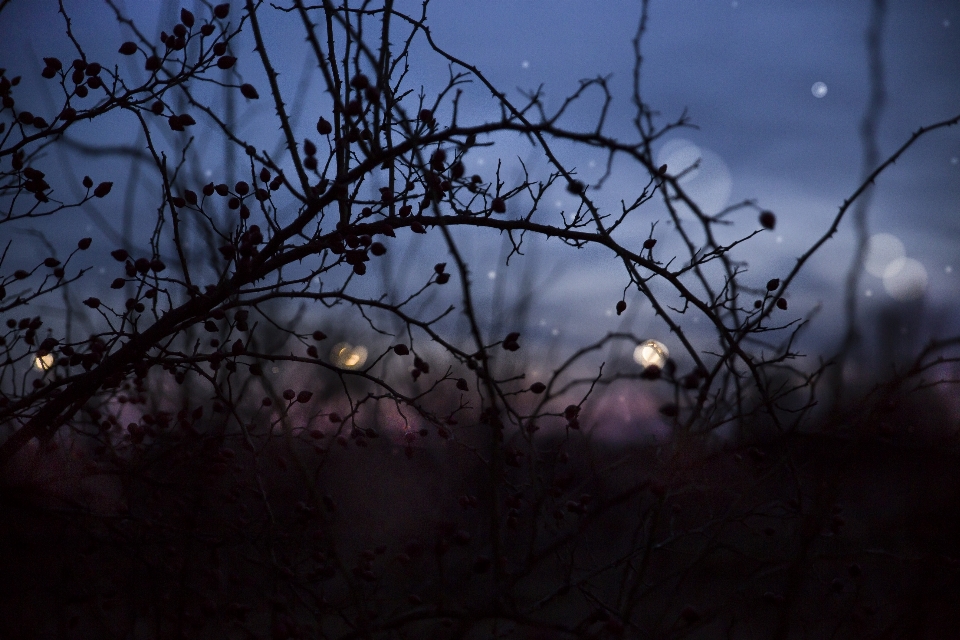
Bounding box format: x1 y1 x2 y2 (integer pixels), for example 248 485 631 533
349 73 369 90
759 210 776 230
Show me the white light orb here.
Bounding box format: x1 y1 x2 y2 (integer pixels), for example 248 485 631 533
864 233 905 278
332 342 368 369
34 353 54 371
633 339 669 369
883 257 927 301
656 139 731 215
811 81 828 98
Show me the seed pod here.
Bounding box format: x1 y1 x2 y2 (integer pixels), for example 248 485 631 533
213 3 230 18
240 83 259 99
616 300 626 315
217 56 237 69
759 210 776 230
766 278 780 291
349 73 369 90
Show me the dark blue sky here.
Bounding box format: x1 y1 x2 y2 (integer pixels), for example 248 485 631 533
2 0 958 363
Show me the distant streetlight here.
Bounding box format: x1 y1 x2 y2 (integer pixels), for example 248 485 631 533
332 343 368 369
34 353 54 371
633 339 669 369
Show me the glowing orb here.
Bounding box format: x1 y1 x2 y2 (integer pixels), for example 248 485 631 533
655 139 732 215
864 233 905 277
34 353 54 371
332 342 368 369
882 257 927 301
811 82 828 98
633 339 669 369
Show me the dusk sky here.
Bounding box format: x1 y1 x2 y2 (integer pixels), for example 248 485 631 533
2 0 959 372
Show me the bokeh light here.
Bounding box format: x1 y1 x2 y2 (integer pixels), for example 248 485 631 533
882 257 928 301
633 339 669 368
656 139 732 215
811 81 828 98
331 342 368 369
864 233 905 277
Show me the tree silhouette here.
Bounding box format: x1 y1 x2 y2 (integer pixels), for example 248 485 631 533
1 1 959 638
